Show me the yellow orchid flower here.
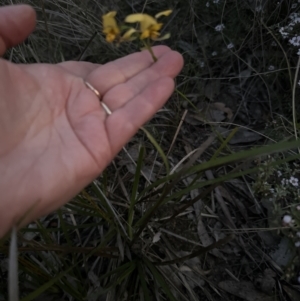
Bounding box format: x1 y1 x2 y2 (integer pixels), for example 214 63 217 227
125 10 172 40
102 11 120 42
121 28 138 41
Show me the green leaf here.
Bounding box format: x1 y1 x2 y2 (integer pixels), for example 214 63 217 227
20 265 74 301
137 262 151 301
57 209 72 245
212 127 239 160
115 262 137 285
99 261 134 281
138 138 300 200
140 126 170 175
128 145 145 239
143 258 177 301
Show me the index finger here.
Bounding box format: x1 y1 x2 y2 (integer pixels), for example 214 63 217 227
85 45 171 94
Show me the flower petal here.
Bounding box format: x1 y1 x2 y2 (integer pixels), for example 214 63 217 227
106 33 116 43
125 13 154 23
103 11 117 18
153 32 171 41
155 10 172 19
151 23 163 31
102 11 120 35
122 28 137 40
125 13 157 32
140 29 151 39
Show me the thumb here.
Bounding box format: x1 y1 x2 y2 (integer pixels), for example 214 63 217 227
0 5 36 56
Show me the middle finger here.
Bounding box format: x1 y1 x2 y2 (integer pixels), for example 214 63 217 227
102 49 182 111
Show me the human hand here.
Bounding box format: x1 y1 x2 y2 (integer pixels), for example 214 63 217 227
0 5 183 237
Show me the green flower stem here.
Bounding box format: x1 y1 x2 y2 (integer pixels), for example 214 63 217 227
143 40 157 62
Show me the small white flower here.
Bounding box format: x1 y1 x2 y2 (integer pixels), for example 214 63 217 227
152 231 161 243
297 49 300 55
297 205 300 211
277 171 282 177
289 176 299 187
227 43 234 49
296 232 300 238
279 27 289 39
206 2 210 7
289 12 300 24
268 65 275 71
282 215 292 224
215 24 225 32
269 188 275 194
281 178 289 185
200 61 205 68
295 241 300 247
212 51 217 56
289 35 300 47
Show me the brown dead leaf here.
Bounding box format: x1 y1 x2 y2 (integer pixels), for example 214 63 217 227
257 230 280 247
218 281 274 301
282 285 300 301
185 102 233 124
125 163 156 182
205 170 236 229
270 237 295 268
205 80 221 101
217 126 261 144
226 179 250 198
254 269 276 295
211 102 233 119
217 186 248 221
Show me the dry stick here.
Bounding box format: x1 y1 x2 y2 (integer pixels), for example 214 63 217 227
167 109 188 157
162 183 219 226
93 181 129 240
205 170 236 229
260 20 293 89
153 234 235 266
159 228 203 247
77 31 98 61
3 244 118 257
229 160 265 215
163 157 258 226
116 168 131 202
292 56 300 148
171 133 216 175
188 178 215 248
156 109 188 178
131 135 216 244
155 135 216 227
182 174 214 248
220 5 274 120
121 135 152 184
40 0 51 62
101 100 152 185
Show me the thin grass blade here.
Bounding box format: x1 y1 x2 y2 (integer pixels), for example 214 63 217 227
143 258 177 301
128 145 144 238
140 127 170 175
9 227 19 301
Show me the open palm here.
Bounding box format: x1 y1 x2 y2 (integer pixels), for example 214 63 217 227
0 5 183 237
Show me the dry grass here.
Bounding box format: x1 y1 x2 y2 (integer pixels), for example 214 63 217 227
1 0 300 300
